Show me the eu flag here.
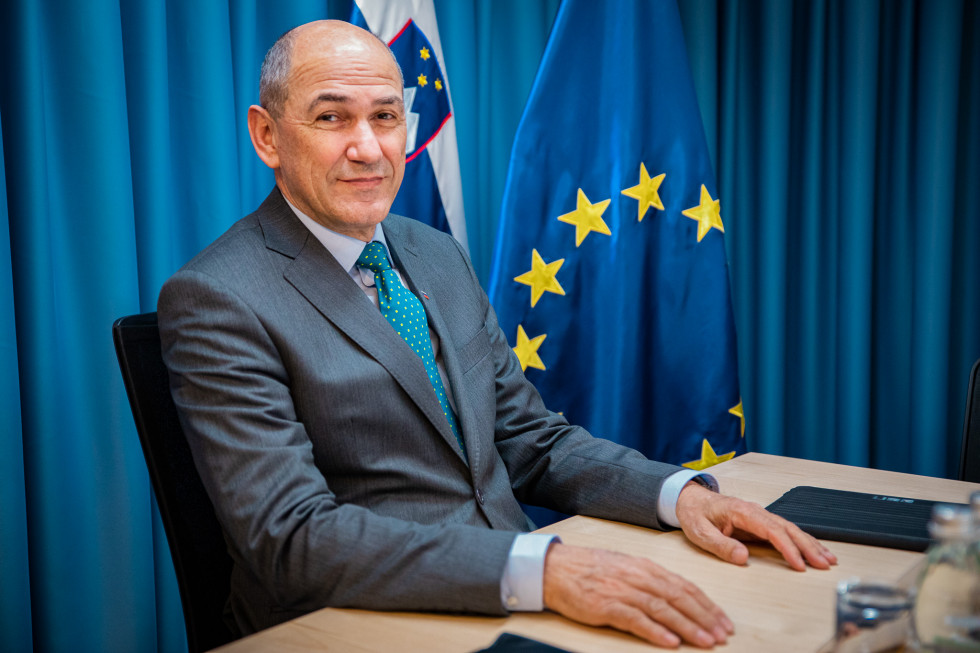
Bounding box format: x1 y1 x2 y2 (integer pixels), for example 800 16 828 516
351 0 469 250
489 0 746 471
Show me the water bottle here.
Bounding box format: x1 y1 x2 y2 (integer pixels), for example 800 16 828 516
912 503 980 651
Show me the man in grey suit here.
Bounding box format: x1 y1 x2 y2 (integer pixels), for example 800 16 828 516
158 20 835 648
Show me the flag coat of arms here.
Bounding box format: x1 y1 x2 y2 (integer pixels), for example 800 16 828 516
351 0 468 250
489 0 746 470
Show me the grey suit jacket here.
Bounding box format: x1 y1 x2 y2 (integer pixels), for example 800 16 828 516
158 188 683 634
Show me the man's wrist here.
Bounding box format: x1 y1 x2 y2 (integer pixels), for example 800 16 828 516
687 475 714 490
657 469 718 528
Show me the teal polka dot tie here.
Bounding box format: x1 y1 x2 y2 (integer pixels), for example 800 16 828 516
356 241 466 459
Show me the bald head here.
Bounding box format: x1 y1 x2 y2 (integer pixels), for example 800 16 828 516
259 20 403 119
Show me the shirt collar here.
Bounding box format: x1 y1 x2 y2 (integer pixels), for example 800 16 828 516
284 195 389 272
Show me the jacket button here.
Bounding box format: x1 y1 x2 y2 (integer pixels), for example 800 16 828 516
476 488 485 505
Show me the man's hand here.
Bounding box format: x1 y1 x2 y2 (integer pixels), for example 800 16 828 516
675 482 838 571
542 543 734 648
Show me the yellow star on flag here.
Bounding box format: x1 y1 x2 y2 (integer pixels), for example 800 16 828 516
620 163 666 221
681 184 724 242
514 249 565 307
682 439 736 471
434 79 443 91
417 73 428 87
729 400 745 437
420 47 431 61
513 325 547 371
557 189 612 247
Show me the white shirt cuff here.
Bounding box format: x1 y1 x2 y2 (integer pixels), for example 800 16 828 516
499 533 560 611
656 469 719 528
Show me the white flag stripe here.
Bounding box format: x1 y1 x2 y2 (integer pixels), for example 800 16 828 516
428 117 468 248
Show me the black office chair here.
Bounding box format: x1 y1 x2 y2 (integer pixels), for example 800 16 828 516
960 358 980 483
113 312 236 652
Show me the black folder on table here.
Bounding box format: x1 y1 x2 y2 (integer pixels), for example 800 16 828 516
765 486 965 552
473 633 573 652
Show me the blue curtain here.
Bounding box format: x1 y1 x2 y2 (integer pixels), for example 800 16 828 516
0 0 976 651
678 0 980 477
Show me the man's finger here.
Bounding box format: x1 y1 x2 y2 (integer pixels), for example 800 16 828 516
626 566 733 641
723 505 807 570
681 513 750 566
604 603 682 648
650 586 732 644
728 504 833 571
785 524 837 569
620 592 717 648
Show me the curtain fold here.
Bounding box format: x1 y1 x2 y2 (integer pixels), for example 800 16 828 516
2 1 978 651
905 0 964 475
0 105 33 653
948 0 980 472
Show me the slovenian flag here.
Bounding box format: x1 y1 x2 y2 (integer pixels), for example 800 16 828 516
350 0 469 251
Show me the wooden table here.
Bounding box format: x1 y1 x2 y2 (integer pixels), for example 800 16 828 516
214 453 978 652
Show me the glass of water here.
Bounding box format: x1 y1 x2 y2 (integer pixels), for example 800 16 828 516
833 578 914 653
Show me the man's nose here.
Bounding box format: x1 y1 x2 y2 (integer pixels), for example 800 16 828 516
346 120 383 163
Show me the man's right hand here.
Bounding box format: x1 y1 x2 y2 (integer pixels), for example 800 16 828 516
542 543 733 648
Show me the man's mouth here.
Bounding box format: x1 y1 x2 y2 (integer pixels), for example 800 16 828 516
341 176 385 189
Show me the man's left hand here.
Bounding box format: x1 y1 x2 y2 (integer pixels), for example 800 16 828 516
674 482 838 571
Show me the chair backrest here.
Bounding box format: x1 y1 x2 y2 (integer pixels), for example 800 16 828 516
112 312 236 652
960 358 980 483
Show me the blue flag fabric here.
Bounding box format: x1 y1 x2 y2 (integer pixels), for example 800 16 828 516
489 0 746 471
351 0 469 250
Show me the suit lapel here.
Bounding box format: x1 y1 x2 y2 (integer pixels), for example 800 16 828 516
257 191 466 462
384 220 480 469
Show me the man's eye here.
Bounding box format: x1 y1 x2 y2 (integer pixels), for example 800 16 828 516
316 114 338 122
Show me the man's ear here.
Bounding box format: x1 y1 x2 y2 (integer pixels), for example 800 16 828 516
248 105 280 170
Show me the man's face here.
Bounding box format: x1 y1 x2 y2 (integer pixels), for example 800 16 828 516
269 25 406 240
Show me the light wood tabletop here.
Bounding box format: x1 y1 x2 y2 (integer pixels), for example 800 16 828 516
213 453 979 652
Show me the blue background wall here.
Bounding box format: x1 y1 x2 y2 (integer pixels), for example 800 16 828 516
1 1 977 651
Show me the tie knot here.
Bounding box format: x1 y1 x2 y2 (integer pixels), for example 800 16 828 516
357 241 392 274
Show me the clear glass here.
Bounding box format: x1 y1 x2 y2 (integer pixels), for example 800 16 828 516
913 534 980 651
833 578 913 653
